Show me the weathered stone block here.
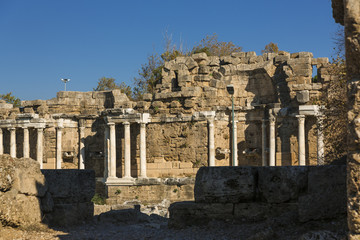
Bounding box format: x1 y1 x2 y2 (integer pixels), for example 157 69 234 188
42 170 95 204
296 90 310 103
298 165 346 222
194 167 256 203
169 201 233 228
257 167 308 203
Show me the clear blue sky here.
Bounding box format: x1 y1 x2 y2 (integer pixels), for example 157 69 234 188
0 0 340 101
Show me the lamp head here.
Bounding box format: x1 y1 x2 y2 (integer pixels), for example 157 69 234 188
61 78 70 83
226 85 234 95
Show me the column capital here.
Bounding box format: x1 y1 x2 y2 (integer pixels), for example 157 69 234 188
79 126 86 131
8 127 16 131
107 122 115 126
123 121 130 126
296 115 305 123
207 118 214 125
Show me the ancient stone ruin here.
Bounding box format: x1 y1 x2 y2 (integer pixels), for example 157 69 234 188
0 51 333 202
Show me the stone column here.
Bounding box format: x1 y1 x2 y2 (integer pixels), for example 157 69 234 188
139 122 147 178
36 127 43 169
9 127 16 158
79 126 85 169
104 125 110 179
23 127 29 158
0 128 3 155
56 125 63 169
108 122 117 178
261 119 267 166
123 122 132 178
316 116 325 165
233 120 238 166
208 119 215 167
269 116 276 166
297 115 306 166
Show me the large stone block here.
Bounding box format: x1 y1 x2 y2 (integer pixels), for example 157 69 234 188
298 165 346 222
168 201 233 228
258 167 308 203
42 170 95 204
194 167 256 203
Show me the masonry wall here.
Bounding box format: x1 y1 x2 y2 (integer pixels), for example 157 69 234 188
169 165 347 228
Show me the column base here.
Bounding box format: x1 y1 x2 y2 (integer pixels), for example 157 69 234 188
105 176 135 186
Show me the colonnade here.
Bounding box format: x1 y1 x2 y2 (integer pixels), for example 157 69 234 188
0 126 44 168
105 119 148 183
262 114 325 166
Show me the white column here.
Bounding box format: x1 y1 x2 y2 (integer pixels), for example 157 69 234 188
108 122 117 178
123 122 132 178
269 116 276 166
208 119 215 167
139 122 147 178
0 128 3 155
23 127 29 158
56 126 63 169
36 127 43 169
104 125 110 179
297 115 306 166
79 126 85 169
317 115 325 165
262 119 267 166
233 120 238 166
9 127 16 158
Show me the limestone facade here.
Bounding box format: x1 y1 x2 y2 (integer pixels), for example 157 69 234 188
0 51 332 187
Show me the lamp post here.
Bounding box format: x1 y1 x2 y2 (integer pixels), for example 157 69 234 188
227 85 236 166
61 78 70 91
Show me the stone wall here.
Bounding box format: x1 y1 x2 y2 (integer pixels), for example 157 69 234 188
106 178 194 205
0 50 334 199
169 165 346 228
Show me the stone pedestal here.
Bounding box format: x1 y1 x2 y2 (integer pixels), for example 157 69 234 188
9 127 16 158
23 127 29 158
208 119 215 167
297 115 306 166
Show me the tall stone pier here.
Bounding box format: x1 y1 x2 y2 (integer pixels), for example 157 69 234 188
332 0 360 238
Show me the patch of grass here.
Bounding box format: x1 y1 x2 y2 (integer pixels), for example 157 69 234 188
91 193 106 205
173 188 178 193
115 189 121 195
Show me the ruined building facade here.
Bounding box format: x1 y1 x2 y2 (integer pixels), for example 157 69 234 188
0 51 331 190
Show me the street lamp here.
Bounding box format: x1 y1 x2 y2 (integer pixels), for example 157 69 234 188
61 78 70 91
227 85 236 166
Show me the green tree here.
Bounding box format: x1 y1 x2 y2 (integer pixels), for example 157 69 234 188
93 77 132 99
0 92 21 107
261 42 279 54
192 33 242 56
133 54 163 100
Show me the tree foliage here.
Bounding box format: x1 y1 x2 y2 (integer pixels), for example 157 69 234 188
0 92 21 107
93 77 132 99
320 26 347 162
133 54 163 100
261 42 279 54
191 33 242 56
